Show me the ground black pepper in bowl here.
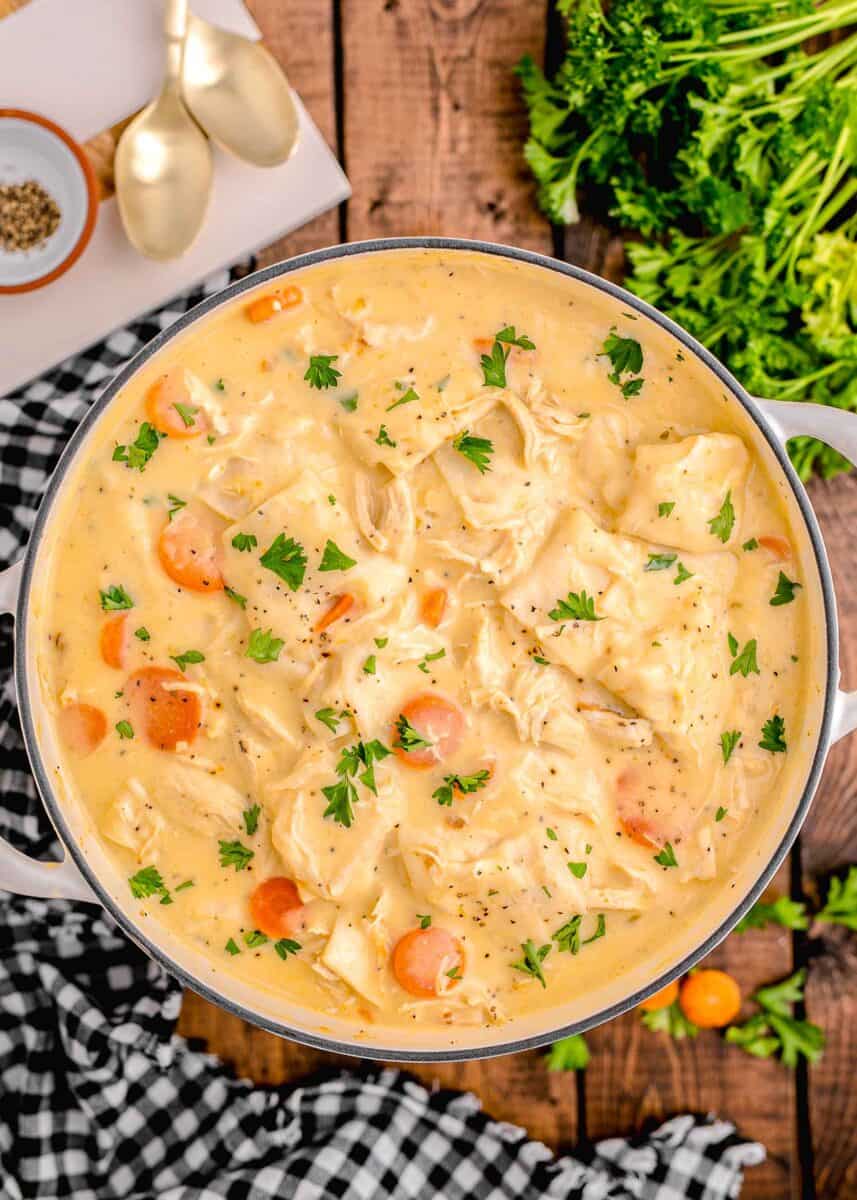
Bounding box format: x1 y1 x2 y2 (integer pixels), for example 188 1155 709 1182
0 180 62 252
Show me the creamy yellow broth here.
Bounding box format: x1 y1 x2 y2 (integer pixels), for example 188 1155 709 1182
37 249 820 1036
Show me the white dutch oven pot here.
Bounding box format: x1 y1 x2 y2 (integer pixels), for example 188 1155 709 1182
1 239 856 1061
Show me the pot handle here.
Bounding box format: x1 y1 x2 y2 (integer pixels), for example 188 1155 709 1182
757 399 857 744
0 557 99 903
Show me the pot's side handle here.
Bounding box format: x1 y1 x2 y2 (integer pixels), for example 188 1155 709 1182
0 557 100 903
757 399 857 744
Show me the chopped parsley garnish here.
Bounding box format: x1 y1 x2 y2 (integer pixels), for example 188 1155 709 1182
673 562 694 585
134 626 150 641
225 938 241 956
322 739 392 827
759 713 787 753
497 325 536 350
319 539 357 572
433 769 490 807
244 930 268 948
167 493 187 521
452 430 494 474
418 648 446 674
363 655 377 675
170 649 205 672
246 628 284 664
418 914 432 929
654 842 678 868
707 490 735 543
242 804 261 836
337 390 359 413
548 589 603 622
386 385 419 412
315 707 345 734
231 532 258 553
720 730 741 764
532 654 549 666
100 584 133 611
393 714 433 754
725 969 824 1067
128 866 166 899
224 585 247 608
112 422 163 472
644 553 677 572
554 916 582 955
479 326 535 388
546 827 558 841
173 401 198 428
175 879 194 892
567 861 587 879
304 354 341 389
115 720 134 740
716 806 728 822
374 637 388 649
743 538 759 552
600 329 643 396
375 424 397 448
511 939 551 988
274 938 301 960
770 572 801 607
218 840 254 871
658 501 675 518
214 378 226 391
260 533 307 591
728 635 760 677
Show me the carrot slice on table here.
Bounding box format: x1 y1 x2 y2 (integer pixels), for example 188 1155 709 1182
99 613 130 670
145 367 209 439
314 593 354 634
392 927 465 998
638 979 679 1012
245 285 303 324
758 535 791 561
158 508 225 593
58 702 107 755
250 877 305 938
679 969 741 1028
392 693 465 769
126 666 201 751
420 587 447 629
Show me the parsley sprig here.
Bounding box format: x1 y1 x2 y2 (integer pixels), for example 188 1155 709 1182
113 423 163 472
599 329 644 397
432 769 490 807
100 584 133 611
322 739 391 828
260 534 307 591
305 354 341 389
393 714 433 754
548 589 603 622
770 572 801 606
452 430 494 474
708 491 735 543
511 939 551 988
728 633 760 678
479 325 535 387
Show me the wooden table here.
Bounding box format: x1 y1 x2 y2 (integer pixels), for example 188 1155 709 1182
151 3 853 1196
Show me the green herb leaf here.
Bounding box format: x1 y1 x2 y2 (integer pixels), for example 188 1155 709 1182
274 938 302 959
673 562 694 585
418 648 446 674
644 553 677 573
322 777 358 828
224 585 247 608
375 424 397 447
362 654 377 675
548 589 603 622
304 354 341 389
260 533 307 591
496 325 535 350
129 865 166 899
716 806 728 822
337 389 359 413
170 649 205 672
480 340 509 388
433 769 490 807
134 626 150 641
736 896 809 933
554 915 582 955
658 501 675 518
567 861 587 879
218 840 254 871
246 628 284 664
742 538 759 552
386 385 420 411
817 866 857 930
759 713 787 753
374 637 388 648
244 929 269 948
770 571 802 607
511 938 551 988
112 422 162 472
173 401 198 428
115 720 134 740
707 491 735 543
545 1033 590 1071
654 842 678 868
418 914 432 929
167 494 187 521
641 1000 698 1039
394 714 432 754
100 584 133 611
600 329 643 381
452 430 494 474
225 938 241 956
231 532 258 553
242 804 261 836
729 637 760 678
319 539 357 572
175 879 194 892
720 730 741 764
315 707 344 734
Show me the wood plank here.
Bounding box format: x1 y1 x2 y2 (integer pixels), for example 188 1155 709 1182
801 475 857 1200
341 0 551 251
584 863 797 1199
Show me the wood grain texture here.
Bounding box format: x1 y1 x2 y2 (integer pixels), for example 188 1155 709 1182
341 0 551 250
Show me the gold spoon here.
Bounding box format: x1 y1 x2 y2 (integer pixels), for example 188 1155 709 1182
115 0 212 260
182 12 300 167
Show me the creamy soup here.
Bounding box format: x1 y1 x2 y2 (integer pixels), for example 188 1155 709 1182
38 249 818 1035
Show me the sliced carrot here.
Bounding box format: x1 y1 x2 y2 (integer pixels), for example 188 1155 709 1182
126 666 201 751
616 769 663 849
58 702 107 755
250 877 305 938
639 979 679 1012
100 613 131 670
158 508 225 593
420 587 447 629
314 593 354 634
144 368 209 439
245 285 303 324
758 535 791 561
679 969 741 1028
392 693 465 769
392 927 465 998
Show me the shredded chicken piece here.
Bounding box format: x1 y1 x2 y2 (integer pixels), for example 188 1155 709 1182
353 472 415 557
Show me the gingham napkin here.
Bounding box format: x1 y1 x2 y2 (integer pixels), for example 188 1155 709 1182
0 270 765 1199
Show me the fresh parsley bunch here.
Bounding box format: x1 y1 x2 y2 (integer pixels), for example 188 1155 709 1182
518 0 857 478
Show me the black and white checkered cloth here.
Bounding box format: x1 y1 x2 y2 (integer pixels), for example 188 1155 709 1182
0 269 765 1198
